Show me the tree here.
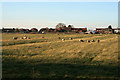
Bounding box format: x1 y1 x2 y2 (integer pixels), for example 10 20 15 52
19 28 26 32
19 28 26 33
55 23 66 29
68 25 73 32
14 28 20 32
108 25 112 29
68 25 73 28
46 27 49 32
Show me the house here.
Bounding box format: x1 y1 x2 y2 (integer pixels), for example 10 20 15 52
25 29 31 33
54 25 87 33
113 28 120 34
19 28 27 33
96 28 105 34
31 28 38 32
96 25 114 34
48 28 55 32
71 28 87 33
39 28 49 33
2 28 15 33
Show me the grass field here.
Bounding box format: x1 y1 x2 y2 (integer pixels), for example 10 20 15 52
2 33 119 78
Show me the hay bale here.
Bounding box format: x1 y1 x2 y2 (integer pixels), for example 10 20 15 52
27 37 30 39
23 36 27 39
42 36 44 38
87 40 90 42
98 40 100 43
92 40 95 42
13 37 18 40
20 37 23 39
58 37 61 39
62 39 65 41
69 38 73 40
79 39 84 42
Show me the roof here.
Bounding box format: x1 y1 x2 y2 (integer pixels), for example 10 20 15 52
113 28 120 30
3 28 14 30
96 28 120 30
96 28 107 30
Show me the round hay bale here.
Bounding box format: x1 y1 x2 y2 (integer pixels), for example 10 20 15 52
42 36 44 38
20 37 23 39
23 36 27 39
62 39 65 41
58 37 61 39
27 37 30 39
69 38 73 40
92 40 95 42
13 37 18 40
98 40 100 43
87 40 90 43
79 39 84 42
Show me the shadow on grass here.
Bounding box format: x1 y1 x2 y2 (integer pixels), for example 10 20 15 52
2 39 48 46
2 61 119 79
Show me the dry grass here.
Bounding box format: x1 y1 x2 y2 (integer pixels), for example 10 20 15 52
2 33 119 78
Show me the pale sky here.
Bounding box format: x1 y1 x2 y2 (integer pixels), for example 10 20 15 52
0 0 119 2
1 2 118 30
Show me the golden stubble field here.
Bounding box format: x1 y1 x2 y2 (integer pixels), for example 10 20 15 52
2 33 119 78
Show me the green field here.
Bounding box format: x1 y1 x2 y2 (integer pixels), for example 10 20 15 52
2 33 119 78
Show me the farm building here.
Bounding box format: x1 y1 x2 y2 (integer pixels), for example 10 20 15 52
19 28 27 33
95 25 118 34
2 28 33 33
31 28 38 32
49 28 55 32
71 28 87 33
39 27 87 33
2 28 15 33
39 28 50 33
113 28 120 34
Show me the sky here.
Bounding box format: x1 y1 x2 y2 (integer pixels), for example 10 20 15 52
2 2 118 30
0 0 119 2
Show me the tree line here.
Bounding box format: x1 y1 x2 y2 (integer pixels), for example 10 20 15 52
2 23 87 33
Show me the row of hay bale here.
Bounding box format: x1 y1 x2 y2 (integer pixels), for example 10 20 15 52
13 36 45 40
13 35 45 40
58 37 73 41
79 39 100 43
58 37 100 43
13 36 31 40
20 36 31 39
